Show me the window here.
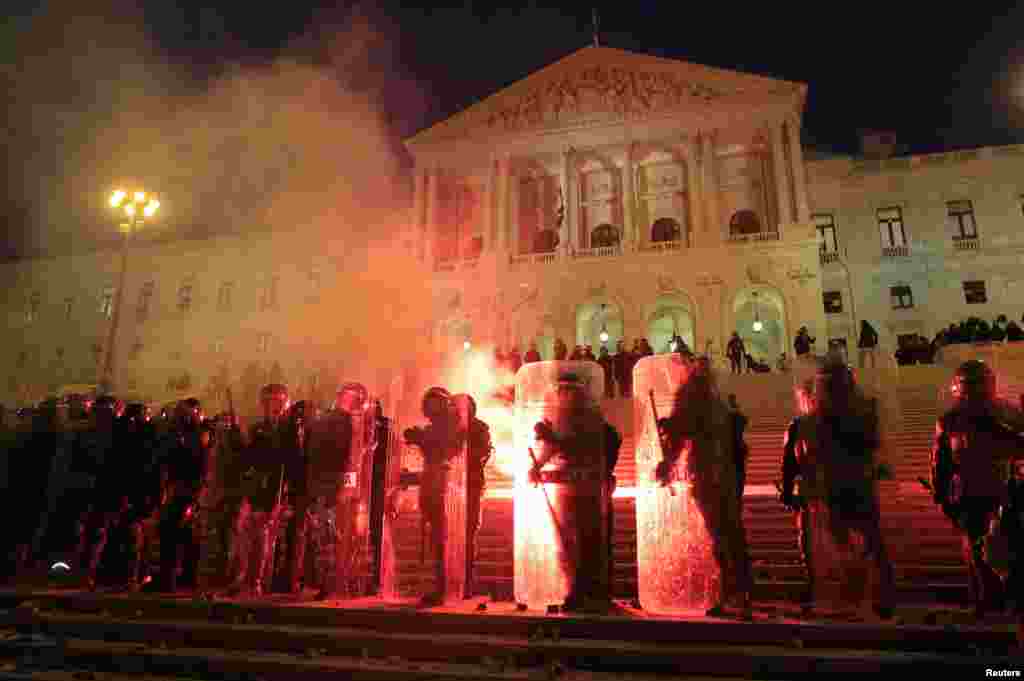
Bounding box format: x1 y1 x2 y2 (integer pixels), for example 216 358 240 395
129 341 143 359
947 200 977 240
823 290 843 314
177 283 193 312
217 281 233 311
877 207 906 248
64 297 74 320
729 209 762 236
638 161 688 245
56 347 65 361
99 287 115 319
137 281 154 321
257 332 271 353
25 291 41 323
213 339 225 354
578 167 619 250
16 351 27 369
890 284 914 309
651 217 681 243
590 224 620 248
91 343 104 362
438 178 482 261
814 213 839 253
260 276 278 311
963 280 987 304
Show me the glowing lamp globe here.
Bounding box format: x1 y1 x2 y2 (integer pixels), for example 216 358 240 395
463 340 471 351
752 320 763 333
599 330 609 343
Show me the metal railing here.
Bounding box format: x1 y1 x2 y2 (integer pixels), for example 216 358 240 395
819 250 840 265
727 231 780 245
881 245 910 258
952 236 980 252
638 240 685 253
509 251 558 266
572 245 621 259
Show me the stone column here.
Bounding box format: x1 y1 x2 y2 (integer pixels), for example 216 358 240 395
622 144 636 252
411 167 426 260
483 158 496 253
770 122 793 230
496 156 510 254
683 137 702 247
787 115 811 223
425 167 439 267
559 148 571 258
700 132 720 241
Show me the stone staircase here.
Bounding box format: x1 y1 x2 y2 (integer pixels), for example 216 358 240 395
399 384 969 605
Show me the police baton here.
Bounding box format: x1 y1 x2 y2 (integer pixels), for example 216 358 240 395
528 448 569 552
649 390 676 496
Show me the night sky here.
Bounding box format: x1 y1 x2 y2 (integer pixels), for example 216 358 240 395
4 1 1024 258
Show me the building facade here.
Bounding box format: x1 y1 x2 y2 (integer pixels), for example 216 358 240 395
4 46 1024 408
404 46 822 367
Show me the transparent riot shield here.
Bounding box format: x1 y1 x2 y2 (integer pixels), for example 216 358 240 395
633 354 718 614
445 400 469 603
334 401 375 597
379 366 467 603
513 361 608 610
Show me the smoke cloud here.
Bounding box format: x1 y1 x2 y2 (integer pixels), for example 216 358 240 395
4 1 448 394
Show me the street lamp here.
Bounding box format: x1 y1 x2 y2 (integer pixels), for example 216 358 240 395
101 189 159 394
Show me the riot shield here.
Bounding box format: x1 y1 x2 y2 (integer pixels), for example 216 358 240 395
379 366 468 603
334 401 375 597
444 409 468 604
633 354 718 613
513 361 608 610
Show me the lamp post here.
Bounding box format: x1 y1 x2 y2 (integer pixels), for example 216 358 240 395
101 189 159 394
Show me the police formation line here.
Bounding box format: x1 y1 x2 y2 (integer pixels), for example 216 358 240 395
4 356 1024 621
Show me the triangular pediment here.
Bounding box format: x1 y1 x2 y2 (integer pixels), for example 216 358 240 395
406 46 806 147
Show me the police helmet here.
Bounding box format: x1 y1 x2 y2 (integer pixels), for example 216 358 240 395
289 400 316 422
260 383 289 401
422 386 453 420
452 393 477 421
953 359 996 400
124 402 150 423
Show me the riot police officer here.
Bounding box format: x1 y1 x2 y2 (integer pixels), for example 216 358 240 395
932 360 1024 618
530 373 620 612
227 384 293 597
148 398 213 593
780 378 817 616
452 394 493 599
281 399 314 595
78 395 122 590
404 387 460 606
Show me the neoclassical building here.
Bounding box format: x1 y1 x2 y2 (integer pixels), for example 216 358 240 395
5 45 1024 409
404 46 822 366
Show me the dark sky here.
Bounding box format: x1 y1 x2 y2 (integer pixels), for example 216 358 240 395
133 0 1024 153
4 1 1024 258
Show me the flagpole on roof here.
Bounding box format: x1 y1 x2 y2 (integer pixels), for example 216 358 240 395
592 8 600 47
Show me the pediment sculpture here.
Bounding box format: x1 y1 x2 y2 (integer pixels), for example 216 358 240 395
485 65 731 133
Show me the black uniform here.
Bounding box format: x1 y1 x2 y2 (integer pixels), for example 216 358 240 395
155 424 213 592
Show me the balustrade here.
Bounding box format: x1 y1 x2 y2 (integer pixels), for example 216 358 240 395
726 231 781 245
882 245 910 258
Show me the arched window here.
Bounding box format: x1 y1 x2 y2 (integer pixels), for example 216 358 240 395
590 223 620 248
651 217 681 243
533 228 559 253
729 209 762 236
